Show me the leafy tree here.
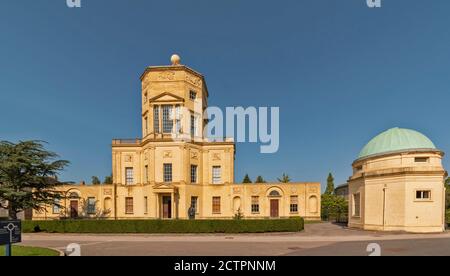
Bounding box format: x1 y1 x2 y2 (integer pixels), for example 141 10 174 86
242 174 252 183
277 173 291 183
321 193 348 222
0 141 69 219
325 173 335 195
103 174 113 184
92 176 101 185
255 176 266 183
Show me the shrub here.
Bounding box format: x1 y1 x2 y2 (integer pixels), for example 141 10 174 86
22 218 304 234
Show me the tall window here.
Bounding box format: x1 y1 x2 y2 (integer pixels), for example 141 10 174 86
125 167 134 185
191 114 198 136
153 106 160 133
175 105 181 134
164 163 173 182
191 165 198 184
144 196 148 214
87 197 96 214
162 105 173 133
251 196 259 214
189 90 197 101
125 197 134 214
191 196 198 213
144 165 149 183
290 196 299 213
212 166 222 184
212 197 221 214
144 116 148 135
353 193 361 217
53 199 60 214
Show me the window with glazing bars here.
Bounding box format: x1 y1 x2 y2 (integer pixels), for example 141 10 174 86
125 167 133 185
87 197 96 214
290 196 299 213
191 165 198 184
125 197 134 214
153 106 160 133
164 163 172 182
251 196 259 213
162 105 173 133
212 197 221 214
212 166 221 184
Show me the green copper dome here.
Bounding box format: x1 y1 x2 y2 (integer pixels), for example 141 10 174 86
358 128 437 159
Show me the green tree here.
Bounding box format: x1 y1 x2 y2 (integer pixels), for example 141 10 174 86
255 176 266 183
277 173 291 183
92 176 101 185
321 193 348 222
242 174 252 183
0 141 69 220
325 173 335 195
103 174 113 184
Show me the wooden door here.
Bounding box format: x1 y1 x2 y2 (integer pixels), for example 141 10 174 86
163 196 172 219
270 199 279 218
70 200 78 218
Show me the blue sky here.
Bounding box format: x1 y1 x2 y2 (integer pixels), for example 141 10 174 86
1 0 450 191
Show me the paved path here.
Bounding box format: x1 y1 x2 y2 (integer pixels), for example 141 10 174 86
19 222 450 256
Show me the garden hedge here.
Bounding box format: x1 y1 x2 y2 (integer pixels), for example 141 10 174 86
22 218 304 234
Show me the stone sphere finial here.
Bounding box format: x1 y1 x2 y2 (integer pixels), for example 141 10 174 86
171 54 181 65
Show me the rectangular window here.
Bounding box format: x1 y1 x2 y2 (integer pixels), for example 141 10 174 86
416 190 431 200
125 197 134 214
191 196 198 213
144 116 148 136
191 165 198 184
144 196 148 214
190 114 198 137
52 199 60 214
153 106 160 133
144 165 149 183
162 105 173 133
189 90 197 101
290 196 299 213
212 197 221 214
175 105 181 134
125 167 134 185
251 196 260 214
353 193 361 217
87 197 96 214
415 157 429 163
164 163 173 182
212 166 222 184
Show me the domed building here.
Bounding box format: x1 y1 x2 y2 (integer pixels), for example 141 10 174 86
348 127 447 233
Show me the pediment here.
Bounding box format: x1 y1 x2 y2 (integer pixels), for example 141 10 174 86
149 92 185 103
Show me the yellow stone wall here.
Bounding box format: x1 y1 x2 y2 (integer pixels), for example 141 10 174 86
348 150 446 233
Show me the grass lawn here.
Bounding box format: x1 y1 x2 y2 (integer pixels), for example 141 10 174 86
0 245 59 256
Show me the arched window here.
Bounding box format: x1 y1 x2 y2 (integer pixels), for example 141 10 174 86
269 190 281 197
68 192 80 199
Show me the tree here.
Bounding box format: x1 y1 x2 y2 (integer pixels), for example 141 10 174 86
255 176 266 183
242 174 252 183
0 141 69 219
321 193 348 222
103 174 113 184
325 173 335 195
92 176 101 185
277 173 291 183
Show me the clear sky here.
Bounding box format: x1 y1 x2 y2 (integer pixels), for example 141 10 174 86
1 0 450 191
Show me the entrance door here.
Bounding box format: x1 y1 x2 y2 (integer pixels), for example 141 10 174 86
270 199 279 218
70 200 78 218
162 196 172 219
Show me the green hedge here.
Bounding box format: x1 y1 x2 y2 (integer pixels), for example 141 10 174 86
22 218 304 234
